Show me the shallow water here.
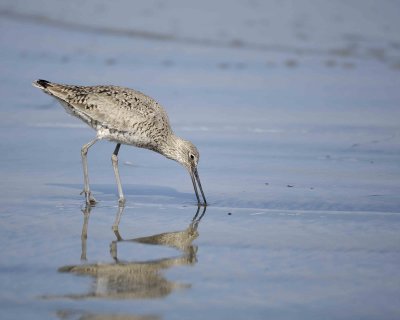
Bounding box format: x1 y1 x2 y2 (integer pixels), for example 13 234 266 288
1 1 400 319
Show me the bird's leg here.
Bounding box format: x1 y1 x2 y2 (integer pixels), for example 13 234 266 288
80 138 99 205
111 143 126 206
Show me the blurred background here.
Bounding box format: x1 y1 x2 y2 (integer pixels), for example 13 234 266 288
1 1 400 319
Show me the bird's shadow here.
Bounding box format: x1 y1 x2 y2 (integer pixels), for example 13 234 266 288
56 204 207 300
48 183 195 203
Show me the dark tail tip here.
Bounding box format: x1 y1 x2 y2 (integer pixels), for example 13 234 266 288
37 79 51 88
33 79 52 89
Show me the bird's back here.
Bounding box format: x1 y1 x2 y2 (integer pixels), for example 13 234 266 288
33 80 172 150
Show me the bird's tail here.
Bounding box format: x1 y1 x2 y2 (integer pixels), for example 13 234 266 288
32 79 53 90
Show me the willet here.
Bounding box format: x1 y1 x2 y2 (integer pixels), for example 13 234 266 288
32 79 207 207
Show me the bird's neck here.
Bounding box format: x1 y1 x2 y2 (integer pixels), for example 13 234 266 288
160 134 186 164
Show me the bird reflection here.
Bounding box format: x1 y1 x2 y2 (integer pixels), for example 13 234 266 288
58 205 206 300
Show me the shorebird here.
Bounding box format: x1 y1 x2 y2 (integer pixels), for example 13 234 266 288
32 79 207 207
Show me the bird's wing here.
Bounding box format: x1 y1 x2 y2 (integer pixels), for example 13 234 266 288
43 83 169 132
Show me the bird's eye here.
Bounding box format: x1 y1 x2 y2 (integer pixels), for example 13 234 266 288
190 154 195 160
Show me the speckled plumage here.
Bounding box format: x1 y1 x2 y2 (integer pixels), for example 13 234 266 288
37 82 171 151
33 79 207 206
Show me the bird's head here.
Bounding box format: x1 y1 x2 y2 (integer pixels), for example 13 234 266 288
178 140 200 170
163 136 207 206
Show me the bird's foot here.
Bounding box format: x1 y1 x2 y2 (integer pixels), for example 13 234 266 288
80 190 97 206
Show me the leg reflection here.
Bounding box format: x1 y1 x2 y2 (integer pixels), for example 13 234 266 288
80 205 91 261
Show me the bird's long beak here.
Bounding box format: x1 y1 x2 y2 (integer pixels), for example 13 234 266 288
190 167 207 206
